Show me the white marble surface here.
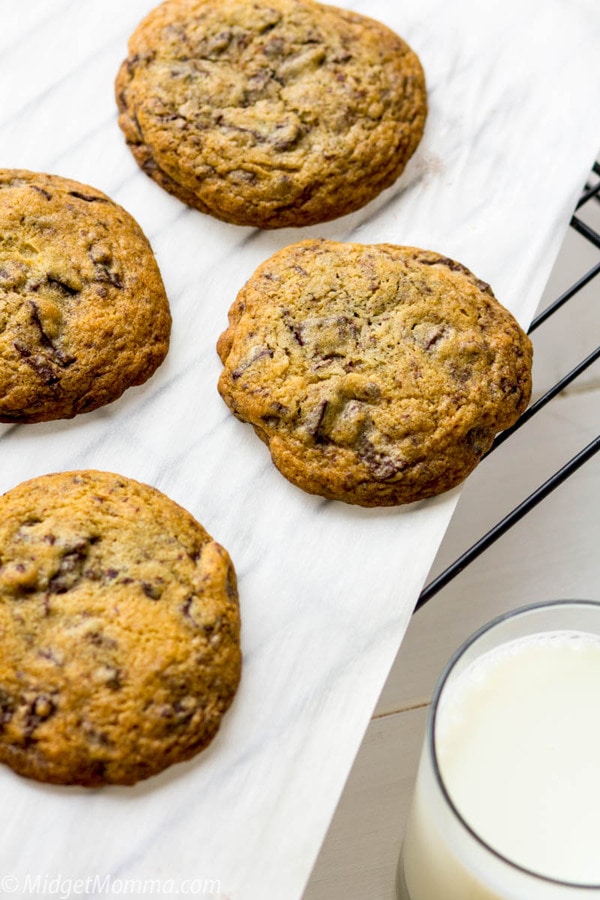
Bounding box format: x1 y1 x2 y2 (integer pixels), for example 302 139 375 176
0 2 599 899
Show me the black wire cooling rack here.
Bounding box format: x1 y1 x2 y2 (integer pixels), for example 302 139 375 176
416 160 600 612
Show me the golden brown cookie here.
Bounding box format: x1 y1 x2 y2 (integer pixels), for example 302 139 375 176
217 240 533 506
115 0 427 228
0 169 171 423
0 470 241 786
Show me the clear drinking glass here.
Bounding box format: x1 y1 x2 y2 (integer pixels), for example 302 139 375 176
397 600 600 900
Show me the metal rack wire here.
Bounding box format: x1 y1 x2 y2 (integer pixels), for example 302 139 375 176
416 161 600 612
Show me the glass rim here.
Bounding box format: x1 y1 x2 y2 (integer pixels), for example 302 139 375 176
429 598 600 890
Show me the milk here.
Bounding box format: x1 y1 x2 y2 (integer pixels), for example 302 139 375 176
399 629 600 899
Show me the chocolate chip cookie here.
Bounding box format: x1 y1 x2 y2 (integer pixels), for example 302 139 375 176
115 0 427 228
0 470 241 786
0 169 171 423
217 240 533 506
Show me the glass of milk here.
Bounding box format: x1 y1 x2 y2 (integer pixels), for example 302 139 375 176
397 599 600 899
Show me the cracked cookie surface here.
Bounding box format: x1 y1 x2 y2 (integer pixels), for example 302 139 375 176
0 169 171 423
115 0 427 228
217 240 533 506
0 470 241 786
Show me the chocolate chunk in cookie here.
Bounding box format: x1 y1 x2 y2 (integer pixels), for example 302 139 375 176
0 470 241 786
217 240 533 506
0 169 171 423
116 0 427 228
